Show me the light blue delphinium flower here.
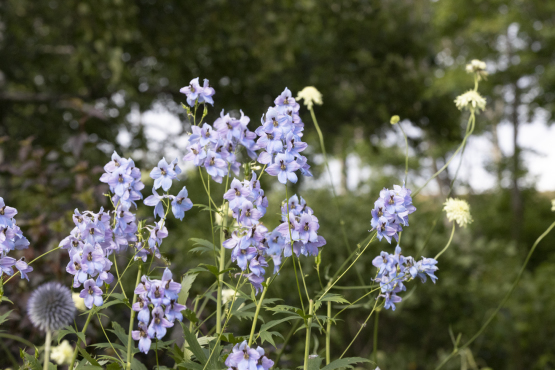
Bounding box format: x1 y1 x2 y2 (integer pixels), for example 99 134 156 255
150 158 177 192
144 189 165 219
171 187 193 221
80 279 104 309
132 322 151 354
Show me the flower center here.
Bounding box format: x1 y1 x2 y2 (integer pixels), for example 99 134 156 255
304 223 309 231
272 118 278 127
161 168 167 176
118 174 123 183
205 129 211 137
192 148 198 155
154 287 161 298
280 161 286 170
235 189 241 196
210 157 215 166
87 252 93 261
0 207 4 215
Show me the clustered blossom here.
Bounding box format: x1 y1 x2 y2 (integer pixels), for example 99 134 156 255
182 110 258 183
372 245 438 311
223 173 270 293
454 90 487 113
61 152 146 308
180 77 216 107
225 340 274 370
296 86 323 110
222 176 326 293
465 59 488 81
258 88 312 184
0 197 32 280
370 185 416 243
132 268 185 354
443 198 473 228
60 208 120 309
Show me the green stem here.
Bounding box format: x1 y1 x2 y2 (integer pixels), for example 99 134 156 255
333 287 380 319
340 298 380 359
303 300 314 370
0 339 17 367
97 313 124 363
309 106 353 256
435 223 456 260
285 183 306 313
434 220 555 370
413 111 476 197
43 330 51 370
4 246 61 284
319 234 376 301
155 339 159 369
274 320 300 365
373 310 379 364
248 278 270 346
69 308 94 369
113 253 127 300
396 120 409 185
326 300 331 365
126 263 143 370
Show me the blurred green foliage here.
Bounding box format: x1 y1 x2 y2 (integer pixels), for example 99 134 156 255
1 0 555 369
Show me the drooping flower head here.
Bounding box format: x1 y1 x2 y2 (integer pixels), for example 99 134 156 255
28 282 76 332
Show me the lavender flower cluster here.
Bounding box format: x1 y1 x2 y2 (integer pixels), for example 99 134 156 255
60 208 121 309
179 77 216 107
225 340 274 370
258 88 312 184
60 152 146 308
223 173 270 293
132 268 185 354
223 182 326 293
0 198 32 280
181 81 258 183
372 245 438 310
370 185 416 243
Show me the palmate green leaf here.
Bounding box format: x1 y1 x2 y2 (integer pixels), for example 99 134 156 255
188 238 216 255
199 263 235 277
306 355 323 370
1 296 14 304
20 349 42 370
58 325 86 344
108 321 128 346
259 330 284 348
131 357 148 370
320 357 372 370
314 294 350 311
183 308 199 323
178 273 198 306
260 316 302 332
265 305 303 315
78 346 102 366
219 333 247 344
181 322 207 364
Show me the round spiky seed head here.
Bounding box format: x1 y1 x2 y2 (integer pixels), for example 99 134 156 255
27 282 76 332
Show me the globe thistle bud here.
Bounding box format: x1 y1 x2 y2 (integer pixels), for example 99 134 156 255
443 198 473 228
27 282 76 332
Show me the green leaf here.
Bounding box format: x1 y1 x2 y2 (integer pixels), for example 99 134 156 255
321 357 372 370
200 264 235 277
1 296 13 304
219 333 247 344
106 363 123 370
78 346 101 366
315 294 349 311
131 357 148 370
0 310 12 326
177 361 204 370
260 316 302 332
189 238 215 249
265 305 301 314
259 330 284 348
58 325 86 344
306 355 323 370
178 273 198 306
183 308 199 323
108 321 129 346
181 322 207 364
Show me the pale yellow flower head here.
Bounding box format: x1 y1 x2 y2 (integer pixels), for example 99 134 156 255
551 199 555 212
465 59 488 80
296 86 323 110
72 292 86 311
222 289 236 305
390 115 400 125
50 340 74 365
443 198 473 228
455 90 486 113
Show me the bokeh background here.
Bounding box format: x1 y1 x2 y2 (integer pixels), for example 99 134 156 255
1 0 555 369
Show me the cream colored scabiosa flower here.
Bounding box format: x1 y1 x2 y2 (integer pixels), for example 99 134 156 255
551 199 555 212
50 340 73 365
465 59 488 80
443 198 473 228
296 86 323 110
455 90 487 113
221 289 236 305
72 292 86 311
